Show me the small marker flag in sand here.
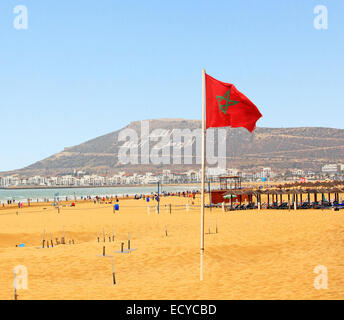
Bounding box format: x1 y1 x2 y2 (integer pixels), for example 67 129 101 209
200 70 262 281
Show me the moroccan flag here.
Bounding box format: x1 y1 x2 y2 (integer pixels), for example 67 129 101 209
205 73 262 132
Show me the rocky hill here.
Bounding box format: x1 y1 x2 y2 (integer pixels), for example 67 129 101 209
2 119 344 176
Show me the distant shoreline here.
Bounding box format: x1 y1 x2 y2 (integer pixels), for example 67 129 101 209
0 183 200 190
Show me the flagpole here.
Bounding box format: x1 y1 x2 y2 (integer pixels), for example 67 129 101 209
200 68 206 281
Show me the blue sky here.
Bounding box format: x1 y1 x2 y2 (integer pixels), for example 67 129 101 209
0 0 343 171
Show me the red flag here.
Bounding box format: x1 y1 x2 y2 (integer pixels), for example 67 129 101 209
205 73 262 132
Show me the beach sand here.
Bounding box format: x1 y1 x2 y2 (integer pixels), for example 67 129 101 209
0 195 343 300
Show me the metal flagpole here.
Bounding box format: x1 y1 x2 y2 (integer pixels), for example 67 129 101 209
208 180 212 211
157 181 160 214
200 69 206 281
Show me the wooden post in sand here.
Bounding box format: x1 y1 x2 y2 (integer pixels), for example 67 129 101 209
216 218 218 234
103 246 106 256
111 257 116 285
42 229 46 248
14 269 18 300
165 225 168 237
121 242 124 253
128 233 130 250
61 226 66 244
112 226 115 242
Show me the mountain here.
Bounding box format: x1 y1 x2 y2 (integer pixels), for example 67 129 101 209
2 119 344 176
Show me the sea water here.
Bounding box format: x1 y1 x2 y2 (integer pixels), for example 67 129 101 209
0 185 199 203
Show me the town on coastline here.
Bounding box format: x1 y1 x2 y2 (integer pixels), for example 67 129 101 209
1 163 343 189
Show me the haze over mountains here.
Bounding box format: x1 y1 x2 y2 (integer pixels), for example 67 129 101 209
2 119 344 177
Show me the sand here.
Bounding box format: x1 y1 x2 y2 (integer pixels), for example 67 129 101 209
0 195 343 300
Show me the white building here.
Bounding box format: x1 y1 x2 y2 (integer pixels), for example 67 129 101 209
207 167 227 178
322 164 338 174
226 168 240 176
262 167 272 179
291 169 304 176
0 177 7 187
186 170 200 182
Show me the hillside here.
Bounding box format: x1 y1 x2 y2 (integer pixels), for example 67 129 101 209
2 119 344 176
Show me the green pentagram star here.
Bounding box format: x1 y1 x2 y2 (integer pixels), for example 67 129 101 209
216 89 239 114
